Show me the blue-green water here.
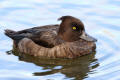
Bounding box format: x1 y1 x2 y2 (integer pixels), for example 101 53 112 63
0 0 120 80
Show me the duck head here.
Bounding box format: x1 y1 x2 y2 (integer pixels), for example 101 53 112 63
58 16 97 42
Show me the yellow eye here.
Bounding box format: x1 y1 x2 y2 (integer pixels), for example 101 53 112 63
72 26 76 30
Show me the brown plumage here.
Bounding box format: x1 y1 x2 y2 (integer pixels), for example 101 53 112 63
5 16 97 58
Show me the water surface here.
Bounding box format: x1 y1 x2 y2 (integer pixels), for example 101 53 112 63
0 0 120 80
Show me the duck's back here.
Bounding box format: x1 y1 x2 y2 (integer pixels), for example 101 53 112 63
5 24 64 48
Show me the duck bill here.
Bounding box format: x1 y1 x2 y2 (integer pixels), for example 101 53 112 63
80 31 97 42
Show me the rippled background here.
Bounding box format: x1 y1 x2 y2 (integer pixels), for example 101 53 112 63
0 0 120 80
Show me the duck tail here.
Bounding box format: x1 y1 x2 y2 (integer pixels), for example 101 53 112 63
4 29 16 39
4 29 28 43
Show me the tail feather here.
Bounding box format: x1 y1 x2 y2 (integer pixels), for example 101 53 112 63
5 29 25 40
5 29 27 44
5 29 16 37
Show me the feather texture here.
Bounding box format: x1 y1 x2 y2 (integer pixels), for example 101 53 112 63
18 38 96 58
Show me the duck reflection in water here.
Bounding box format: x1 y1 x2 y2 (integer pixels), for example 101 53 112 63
7 50 99 80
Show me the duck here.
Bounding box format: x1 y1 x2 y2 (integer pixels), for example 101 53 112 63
5 16 97 58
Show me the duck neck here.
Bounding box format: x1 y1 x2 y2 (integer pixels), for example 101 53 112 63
58 31 64 41
58 23 65 39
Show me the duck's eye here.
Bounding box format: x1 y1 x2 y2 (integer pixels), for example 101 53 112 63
72 26 77 30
